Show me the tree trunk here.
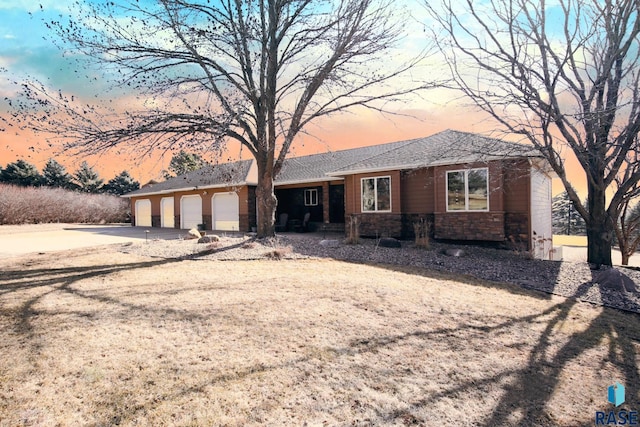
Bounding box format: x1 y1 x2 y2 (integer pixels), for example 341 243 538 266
621 252 630 266
255 159 277 238
586 183 613 266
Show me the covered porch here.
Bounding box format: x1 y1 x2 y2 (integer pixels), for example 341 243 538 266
274 181 345 232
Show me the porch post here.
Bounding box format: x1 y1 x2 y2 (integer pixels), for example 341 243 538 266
323 182 330 223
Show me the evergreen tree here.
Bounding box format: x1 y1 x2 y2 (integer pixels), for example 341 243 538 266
42 158 75 189
0 159 42 187
163 150 207 178
74 161 104 193
552 192 586 235
103 170 140 195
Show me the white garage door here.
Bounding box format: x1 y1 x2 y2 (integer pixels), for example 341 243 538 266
135 199 152 227
160 197 174 228
181 195 202 230
212 192 240 231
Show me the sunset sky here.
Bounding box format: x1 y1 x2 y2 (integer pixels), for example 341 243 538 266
0 0 581 194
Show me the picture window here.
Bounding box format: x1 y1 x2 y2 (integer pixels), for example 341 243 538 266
361 176 391 212
446 168 488 211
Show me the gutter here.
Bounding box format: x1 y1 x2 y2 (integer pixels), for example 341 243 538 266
121 181 250 198
325 155 542 177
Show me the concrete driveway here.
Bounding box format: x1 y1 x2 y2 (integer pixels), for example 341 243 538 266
0 224 187 258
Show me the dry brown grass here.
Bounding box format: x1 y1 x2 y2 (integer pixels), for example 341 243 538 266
0 246 638 426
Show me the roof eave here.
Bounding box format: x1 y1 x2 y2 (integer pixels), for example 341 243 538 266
326 154 540 177
274 176 344 186
122 181 249 198
326 164 421 177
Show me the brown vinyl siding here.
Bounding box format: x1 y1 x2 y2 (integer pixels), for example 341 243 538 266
401 168 435 213
431 161 521 242
503 159 530 213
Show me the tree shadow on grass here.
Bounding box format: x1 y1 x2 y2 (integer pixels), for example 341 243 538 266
365 255 638 424
346 272 640 426
264 242 639 426
3 243 639 425
84 278 639 426
479 275 640 426
0 247 233 339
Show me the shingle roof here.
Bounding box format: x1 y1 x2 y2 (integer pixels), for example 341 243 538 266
123 130 540 197
123 159 255 197
327 129 541 175
274 139 414 184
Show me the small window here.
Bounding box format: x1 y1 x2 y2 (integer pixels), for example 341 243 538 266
361 176 391 212
446 168 488 211
304 189 318 206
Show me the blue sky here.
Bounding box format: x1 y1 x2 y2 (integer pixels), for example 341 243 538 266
0 2 78 94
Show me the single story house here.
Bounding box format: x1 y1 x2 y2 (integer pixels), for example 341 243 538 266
123 129 554 258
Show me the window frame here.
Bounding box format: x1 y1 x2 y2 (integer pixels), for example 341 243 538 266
445 167 489 212
304 188 318 206
361 175 392 213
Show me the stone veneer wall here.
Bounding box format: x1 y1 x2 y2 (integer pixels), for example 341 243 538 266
434 212 505 241
151 215 161 228
349 213 403 238
504 212 530 251
401 214 435 240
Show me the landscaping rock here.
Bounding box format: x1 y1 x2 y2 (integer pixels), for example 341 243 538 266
445 248 465 257
197 235 220 244
594 268 637 293
120 235 640 314
378 237 401 248
184 228 201 240
320 239 340 248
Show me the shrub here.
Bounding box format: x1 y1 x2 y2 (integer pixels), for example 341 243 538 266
345 214 360 245
413 219 431 249
0 183 129 225
263 246 292 260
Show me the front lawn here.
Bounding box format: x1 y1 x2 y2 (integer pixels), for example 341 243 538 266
0 246 638 426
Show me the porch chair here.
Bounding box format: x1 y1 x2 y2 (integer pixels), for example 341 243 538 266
294 212 311 233
275 213 288 232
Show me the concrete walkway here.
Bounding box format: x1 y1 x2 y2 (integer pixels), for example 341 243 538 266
553 235 640 267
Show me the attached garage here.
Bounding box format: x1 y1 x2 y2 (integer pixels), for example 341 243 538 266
160 197 174 228
135 199 152 227
181 195 202 230
212 192 240 231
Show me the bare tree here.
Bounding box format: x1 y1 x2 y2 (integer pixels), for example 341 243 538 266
615 198 640 266
427 0 640 266
615 149 640 265
8 0 432 237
